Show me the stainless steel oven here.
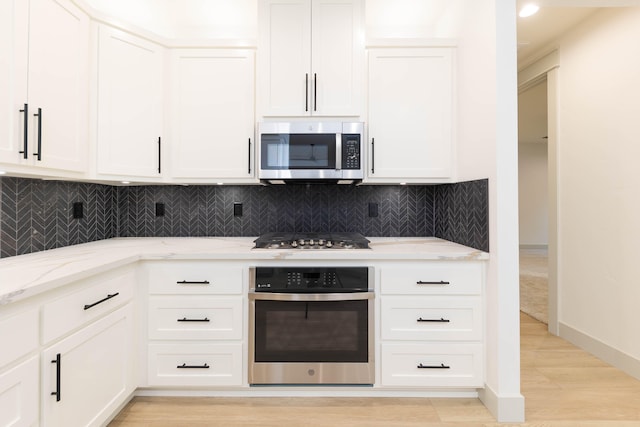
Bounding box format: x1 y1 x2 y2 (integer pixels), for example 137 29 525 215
249 266 374 385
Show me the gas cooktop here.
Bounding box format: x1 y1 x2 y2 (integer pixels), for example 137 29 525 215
253 232 370 250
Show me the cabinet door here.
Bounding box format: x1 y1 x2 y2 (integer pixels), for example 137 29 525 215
0 356 39 427
42 304 134 427
368 48 453 181
170 49 255 181
258 0 363 117
311 0 363 116
0 0 28 165
258 0 311 117
27 0 89 172
96 25 163 178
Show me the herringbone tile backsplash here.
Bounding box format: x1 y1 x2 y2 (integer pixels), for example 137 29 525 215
0 177 488 258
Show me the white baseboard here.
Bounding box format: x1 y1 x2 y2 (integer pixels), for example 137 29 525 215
478 384 525 423
559 322 640 380
519 244 548 250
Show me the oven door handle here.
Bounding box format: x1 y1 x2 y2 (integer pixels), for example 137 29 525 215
249 292 374 302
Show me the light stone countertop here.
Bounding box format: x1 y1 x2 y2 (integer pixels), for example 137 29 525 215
0 237 488 305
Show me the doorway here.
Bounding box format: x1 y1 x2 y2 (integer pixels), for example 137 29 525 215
518 79 549 325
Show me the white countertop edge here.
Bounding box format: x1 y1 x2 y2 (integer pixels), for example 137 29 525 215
0 237 488 305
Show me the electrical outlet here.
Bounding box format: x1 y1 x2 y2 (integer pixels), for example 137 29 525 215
72 202 83 219
233 202 243 217
368 202 378 218
155 202 165 217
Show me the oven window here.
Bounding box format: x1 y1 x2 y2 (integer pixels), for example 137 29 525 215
253 299 368 363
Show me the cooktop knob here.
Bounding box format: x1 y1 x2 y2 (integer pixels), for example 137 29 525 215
291 241 298 248
326 241 333 248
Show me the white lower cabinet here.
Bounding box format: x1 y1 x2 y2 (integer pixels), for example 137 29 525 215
148 296 242 341
144 261 245 387
42 303 135 427
148 343 242 387
379 262 484 389
381 343 483 387
0 356 39 427
0 308 39 427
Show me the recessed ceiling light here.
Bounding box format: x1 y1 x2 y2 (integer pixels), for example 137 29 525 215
519 3 539 18
0 170 6 175
121 181 130 184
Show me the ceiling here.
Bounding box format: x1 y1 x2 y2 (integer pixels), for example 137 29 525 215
516 1 640 66
517 5 598 66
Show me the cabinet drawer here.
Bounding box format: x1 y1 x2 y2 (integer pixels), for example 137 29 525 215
42 268 134 344
381 343 483 388
0 309 38 368
0 356 39 427
147 262 242 295
380 263 482 295
148 296 242 340
148 343 242 386
381 296 482 341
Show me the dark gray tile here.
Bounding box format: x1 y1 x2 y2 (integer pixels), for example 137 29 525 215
0 177 489 258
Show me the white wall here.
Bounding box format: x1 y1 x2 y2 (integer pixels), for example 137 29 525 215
556 7 640 374
518 142 548 246
457 0 524 421
518 81 549 246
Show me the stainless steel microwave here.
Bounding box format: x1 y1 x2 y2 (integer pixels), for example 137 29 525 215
258 122 364 183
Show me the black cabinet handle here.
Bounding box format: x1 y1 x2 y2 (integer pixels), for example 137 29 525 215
305 73 309 112
417 317 450 323
19 103 28 158
313 73 317 112
176 280 210 285
158 136 161 174
33 108 42 161
416 280 450 285
248 138 252 174
83 293 119 310
417 363 450 369
371 138 375 174
177 363 210 369
51 353 61 402
177 317 210 322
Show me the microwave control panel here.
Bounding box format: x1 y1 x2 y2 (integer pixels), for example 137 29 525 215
342 135 361 170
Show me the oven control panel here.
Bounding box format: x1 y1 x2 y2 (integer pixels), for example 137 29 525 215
252 267 371 293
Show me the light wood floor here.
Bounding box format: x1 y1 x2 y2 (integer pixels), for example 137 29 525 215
110 313 640 426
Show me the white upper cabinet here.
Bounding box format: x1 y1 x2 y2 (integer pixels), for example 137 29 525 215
0 0 28 167
258 0 364 117
0 0 89 174
367 47 454 182
169 49 256 182
96 25 164 179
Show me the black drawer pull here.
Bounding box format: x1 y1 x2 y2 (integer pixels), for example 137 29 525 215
177 363 210 369
417 363 450 369
177 317 210 322
84 293 119 310
417 317 450 323
416 280 450 285
51 353 61 402
176 280 210 285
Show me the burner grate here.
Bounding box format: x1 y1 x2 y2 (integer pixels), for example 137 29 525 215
253 232 370 249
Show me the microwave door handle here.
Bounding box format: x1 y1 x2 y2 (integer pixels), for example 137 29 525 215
335 133 342 170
